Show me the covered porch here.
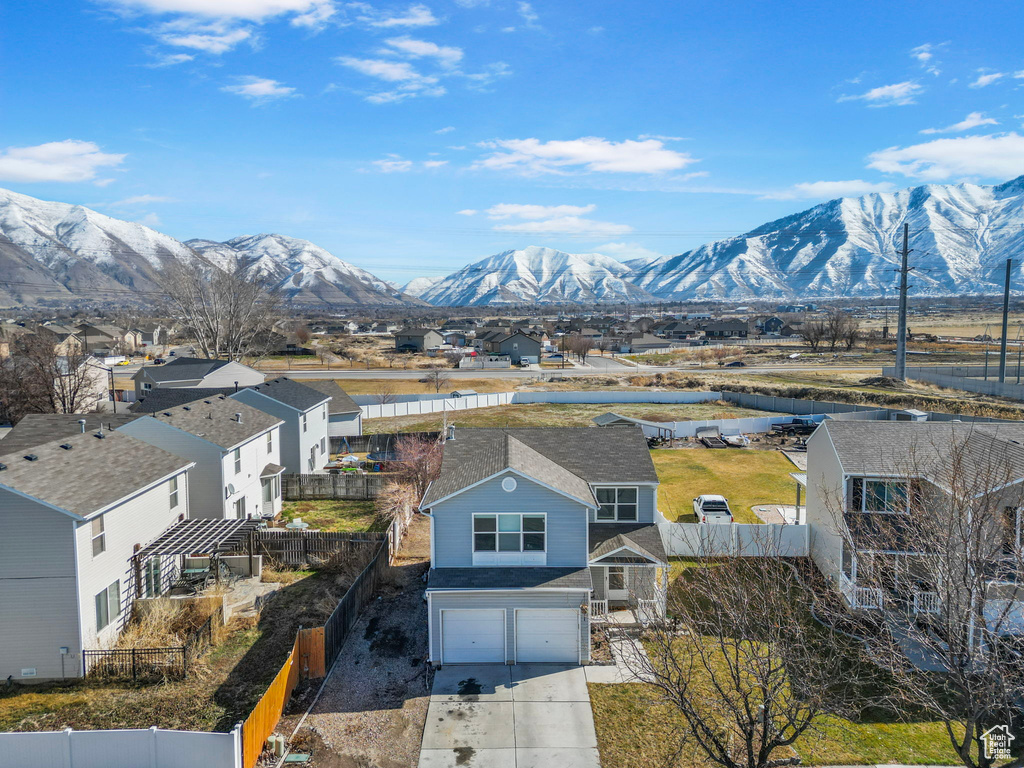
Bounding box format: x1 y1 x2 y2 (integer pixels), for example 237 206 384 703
839 549 941 616
588 523 669 626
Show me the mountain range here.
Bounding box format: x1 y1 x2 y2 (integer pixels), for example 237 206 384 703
1 176 1023 308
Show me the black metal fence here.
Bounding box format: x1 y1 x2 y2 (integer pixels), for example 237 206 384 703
323 533 392 667
256 529 386 567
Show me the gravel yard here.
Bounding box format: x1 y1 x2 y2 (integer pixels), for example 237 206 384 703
289 515 432 767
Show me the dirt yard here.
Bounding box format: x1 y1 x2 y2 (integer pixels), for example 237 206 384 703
285 515 432 767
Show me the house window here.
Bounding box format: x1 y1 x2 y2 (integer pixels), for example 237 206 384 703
473 514 545 552
1004 507 1022 554
141 382 152 391
169 476 179 509
302 413 308 433
595 487 639 521
233 448 241 474
607 566 625 591
262 478 274 504
841 541 853 579
234 497 246 518
849 478 910 513
321 437 326 454
95 580 120 631
144 557 162 598
323 405 327 420
91 516 106 556
267 431 273 453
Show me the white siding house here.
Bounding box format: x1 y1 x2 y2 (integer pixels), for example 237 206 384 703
0 431 192 682
132 358 264 398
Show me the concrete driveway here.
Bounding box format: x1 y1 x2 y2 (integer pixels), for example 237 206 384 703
419 664 600 768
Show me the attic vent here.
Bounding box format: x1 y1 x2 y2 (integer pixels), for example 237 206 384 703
94 432 106 439
183 406 191 411
163 412 172 417
234 412 243 423
59 443 73 451
23 454 38 461
0 463 7 471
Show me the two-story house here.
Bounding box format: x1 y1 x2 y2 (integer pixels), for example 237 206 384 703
420 426 668 666
0 430 193 682
806 420 1024 629
299 379 363 438
394 328 444 352
229 377 331 475
118 397 283 520
132 357 264 399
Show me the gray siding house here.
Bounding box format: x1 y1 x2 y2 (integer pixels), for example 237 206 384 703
394 328 443 352
420 426 667 666
300 379 363 437
132 357 264 398
0 431 192 682
230 377 331 475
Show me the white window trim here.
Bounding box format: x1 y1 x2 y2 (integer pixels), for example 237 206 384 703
233 447 242 475
169 476 179 509
471 512 547 566
849 477 913 515
91 515 106 557
267 431 273 453
593 485 640 522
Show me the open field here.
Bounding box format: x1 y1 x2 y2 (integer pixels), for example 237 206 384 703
280 499 386 532
861 311 1024 339
652 448 798 524
363 401 770 434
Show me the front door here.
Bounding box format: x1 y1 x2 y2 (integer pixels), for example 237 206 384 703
606 566 628 602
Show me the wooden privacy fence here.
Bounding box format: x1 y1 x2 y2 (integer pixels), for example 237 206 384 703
282 472 387 500
255 529 386 567
241 533 391 768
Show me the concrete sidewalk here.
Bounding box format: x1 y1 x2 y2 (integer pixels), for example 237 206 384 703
419 665 600 768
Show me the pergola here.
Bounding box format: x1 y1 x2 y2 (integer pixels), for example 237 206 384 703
132 518 261 597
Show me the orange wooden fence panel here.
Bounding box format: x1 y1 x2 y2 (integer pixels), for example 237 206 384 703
242 637 302 768
297 626 326 679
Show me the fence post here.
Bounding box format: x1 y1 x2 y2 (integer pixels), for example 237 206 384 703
62 727 73 768
132 649 138 681
149 725 159 768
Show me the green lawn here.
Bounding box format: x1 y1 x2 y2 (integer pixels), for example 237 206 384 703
365 402 768 434
652 448 798 523
280 500 386 532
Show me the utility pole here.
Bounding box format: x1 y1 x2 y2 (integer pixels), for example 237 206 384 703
998 258 1013 382
894 223 913 382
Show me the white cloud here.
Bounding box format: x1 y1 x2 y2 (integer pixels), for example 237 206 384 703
837 81 923 106
910 42 944 75
104 0 336 20
473 136 695 175
453 0 488 6
456 209 478 216
373 158 415 172
109 194 177 206
382 36 462 67
423 160 448 168
762 180 896 201
355 3 438 27
336 56 426 82
135 212 163 227
595 242 666 263
147 52 195 66
154 19 254 53
435 126 455 134
638 133 686 142
969 71 1006 88
867 132 1024 180
516 1 539 28
484 203 596 220
920 111 999 134
0 140 126 184
221 75 297 101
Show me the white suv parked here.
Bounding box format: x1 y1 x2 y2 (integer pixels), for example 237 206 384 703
693 494 734 524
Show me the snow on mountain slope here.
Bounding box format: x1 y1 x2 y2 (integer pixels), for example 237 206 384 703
186 234 403 306
400 276 444 298
629 176 1024 300
419 245 658 306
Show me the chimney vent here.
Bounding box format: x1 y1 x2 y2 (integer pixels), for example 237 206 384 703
446 425 456 441
235 412 243 423
78 418 87 433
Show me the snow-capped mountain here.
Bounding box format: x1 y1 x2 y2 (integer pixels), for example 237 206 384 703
0 187 407 307
419 245 658 306
629 176 1024 300
400 276 444 298
186 234 404 306
0 187 198 306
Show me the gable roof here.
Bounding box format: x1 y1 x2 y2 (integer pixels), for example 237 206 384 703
136 357 254 384
135 396 283 450
240 377 331 412
0 431 191 519
130 387 237 413
395 327 440 337
589 523 667 563
420 426 656 508
299 379 361 415
0 413 145 455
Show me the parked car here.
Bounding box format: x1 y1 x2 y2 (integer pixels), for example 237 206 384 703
152 358 166 364
725 360 746 367
693 494 734 524
770 417 817 437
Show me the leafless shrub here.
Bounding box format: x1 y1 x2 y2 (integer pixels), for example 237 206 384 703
394 433 443 502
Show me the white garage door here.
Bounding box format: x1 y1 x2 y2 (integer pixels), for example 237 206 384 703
441 609 505 664
515 609 579 663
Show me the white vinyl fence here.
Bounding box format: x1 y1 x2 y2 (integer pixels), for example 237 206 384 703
0 725 242 768
660 523 809 557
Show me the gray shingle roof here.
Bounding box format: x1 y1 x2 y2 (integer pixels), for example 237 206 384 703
822 420 1024 488
137 357 245 383
130 387 236 413
0 431 191 518
142 396 283 450
420 426 657 508
395 327 440 337
589 523 667 563
427 567 593 590
0 413 145 455
297 379 361 415
244 377 331 412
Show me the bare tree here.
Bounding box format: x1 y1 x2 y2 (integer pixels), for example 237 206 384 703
424 365 452 394
159 260 280 360
621 549 859 768
566 333 592 364
819 428 1024 768
801 319 827 352
0 335 105 422
394 433 443 502
374 380 398 405
444 349 466 368
293 324 312 346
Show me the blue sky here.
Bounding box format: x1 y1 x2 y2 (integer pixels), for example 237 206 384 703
2 0 1023 285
